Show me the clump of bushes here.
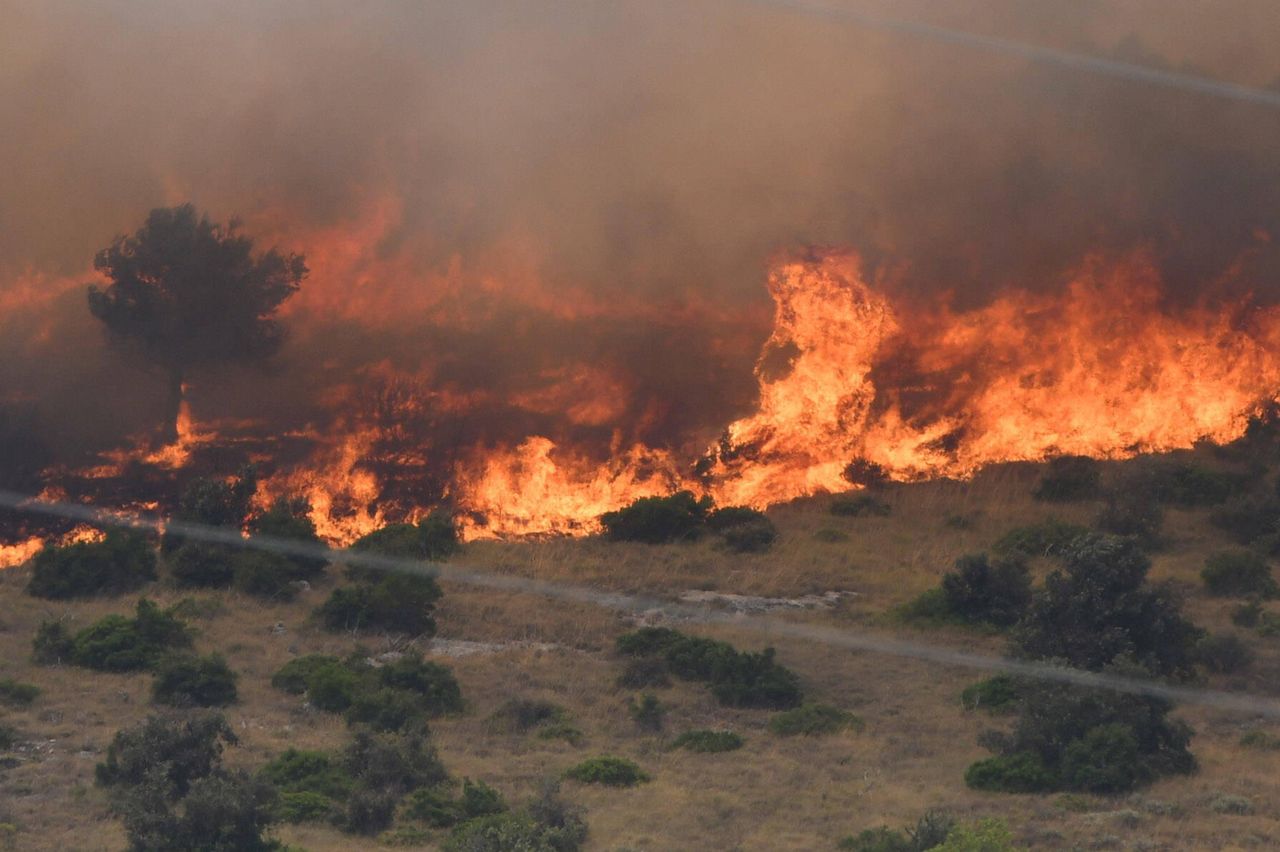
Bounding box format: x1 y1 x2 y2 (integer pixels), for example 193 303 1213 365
486 698 570 736
768 703 863 737
1210 493 1280 545
270 651 462 731
830 494 891 517
0 679 39 708
258 748 352 823
1192 633 1254 674
26 528 156 600
96 711 280 851
600 491 712 543
152 654 238 708
339 729 450 834
1201 550 1277 598
403 779 505 828
599 493 778 551
316 572 442 635
34 598 193 672
1134 460 1243 508
671 730 744 753
1034 456 1102 502
563 755 648 787
441 782 587 852
627 693 665 733
839 810 957 852
899 554 1031 629
1095 490 1164 549
960 676 1019 713
615 627 802 709
352 510 460 561
993 519 1087 559
1014 534 1201 678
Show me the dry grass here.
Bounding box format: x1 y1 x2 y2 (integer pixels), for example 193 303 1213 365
1 451 1280 849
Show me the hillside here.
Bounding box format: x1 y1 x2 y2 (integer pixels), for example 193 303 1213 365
2 448 1280 851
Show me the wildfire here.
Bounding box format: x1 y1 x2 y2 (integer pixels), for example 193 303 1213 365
0 525 106 569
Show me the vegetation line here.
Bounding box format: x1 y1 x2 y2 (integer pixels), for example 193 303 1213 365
5 487 1279 717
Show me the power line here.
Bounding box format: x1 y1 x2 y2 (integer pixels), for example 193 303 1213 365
3 487 1279 717
742 0 1280 110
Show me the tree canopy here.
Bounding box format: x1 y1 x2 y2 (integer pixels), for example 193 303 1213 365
87 204 307 442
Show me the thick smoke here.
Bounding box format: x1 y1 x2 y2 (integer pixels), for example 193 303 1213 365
2 0 1279 476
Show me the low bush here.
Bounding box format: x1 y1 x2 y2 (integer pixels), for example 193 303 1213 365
118 770 280 852
1034 456 1102 502
259 749 353 801
895 588 956 624
1231 599 1264 627
404 779 505 828
1239 730 1280 750
270 654 341 695
768 703 863 737
671 730 744 753
600 491 713 543
960 676 1019 713
272 652 461 731
1210 494 1280 544
231 550 301 601
351 510 460 562
316 573 442 635
96 712 237 796
340 730 448 834
1137 461 1242 507
564 755 649 787
442 789 588 852
931 818 1019 852
842 459 890 489
486 698 568 734
1058 722 1145 794
277 790 336 824
720 519 779 553
0 678 39 708
167 542 236 588
1095 492 1164 549
615 627 802 709
615 656 671 689
1193 633 1254 674
627 693 665 733
830 494 891 517
152 654 238 708
1201 550 1277 598
27 529 156 600
993 519 1087 559
248 497 329 579
940 554 1032 627
838 811 956 852
63 599 194 673
31 619 74 665
964 751 1057 793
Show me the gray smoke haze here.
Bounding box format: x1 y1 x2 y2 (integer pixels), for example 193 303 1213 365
2 0 1279 465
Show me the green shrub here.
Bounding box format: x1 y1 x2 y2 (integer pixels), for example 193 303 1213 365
304 662 361 713
117 770 280 852
964 751 1057 793
249 497 329 579
1193 633 1254 674
1015 534 1200 677
487 698 568 734
993 519 1087 559
0 679 39 708
376 653 464 715
838 827 913 851
564 755 649 787
940 554 1032 627
960 676 1019 713
932 818 1019 851
167 542 236 588
830 494 891 517
259 749 352 800
231 550 300 600
351 510 460 562
1239 730 1280 750
1034 456 1102 502
1095 492 1164 549
720 519 779 553
277 790 336 824
68 599 194 672
152 654 238 708
1201 550 1277 598
1231 599 1264 627
96 712 236 796
403 786 462 827
1137 461 1241 507
1059 723 1145 794
340 730 447 833
627 693 665 733
32 619 75 665
768 703 863 737
671 730 744 753
27 529 156 600
270 654 341 695
615 627 802 709
615 656 671 689
169 468 257 533
536 722 585 746
1210 494 1280 544
600 491 713 543
343 786 401 835
895 588 957 624
316 573 442 635
345 687 432 733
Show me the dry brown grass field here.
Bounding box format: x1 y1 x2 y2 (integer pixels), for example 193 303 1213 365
2 452 1280 850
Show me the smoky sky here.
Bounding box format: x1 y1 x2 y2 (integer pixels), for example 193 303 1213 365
3 0 1280 464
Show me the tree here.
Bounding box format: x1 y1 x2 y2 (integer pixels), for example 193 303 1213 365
87 205 306 443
